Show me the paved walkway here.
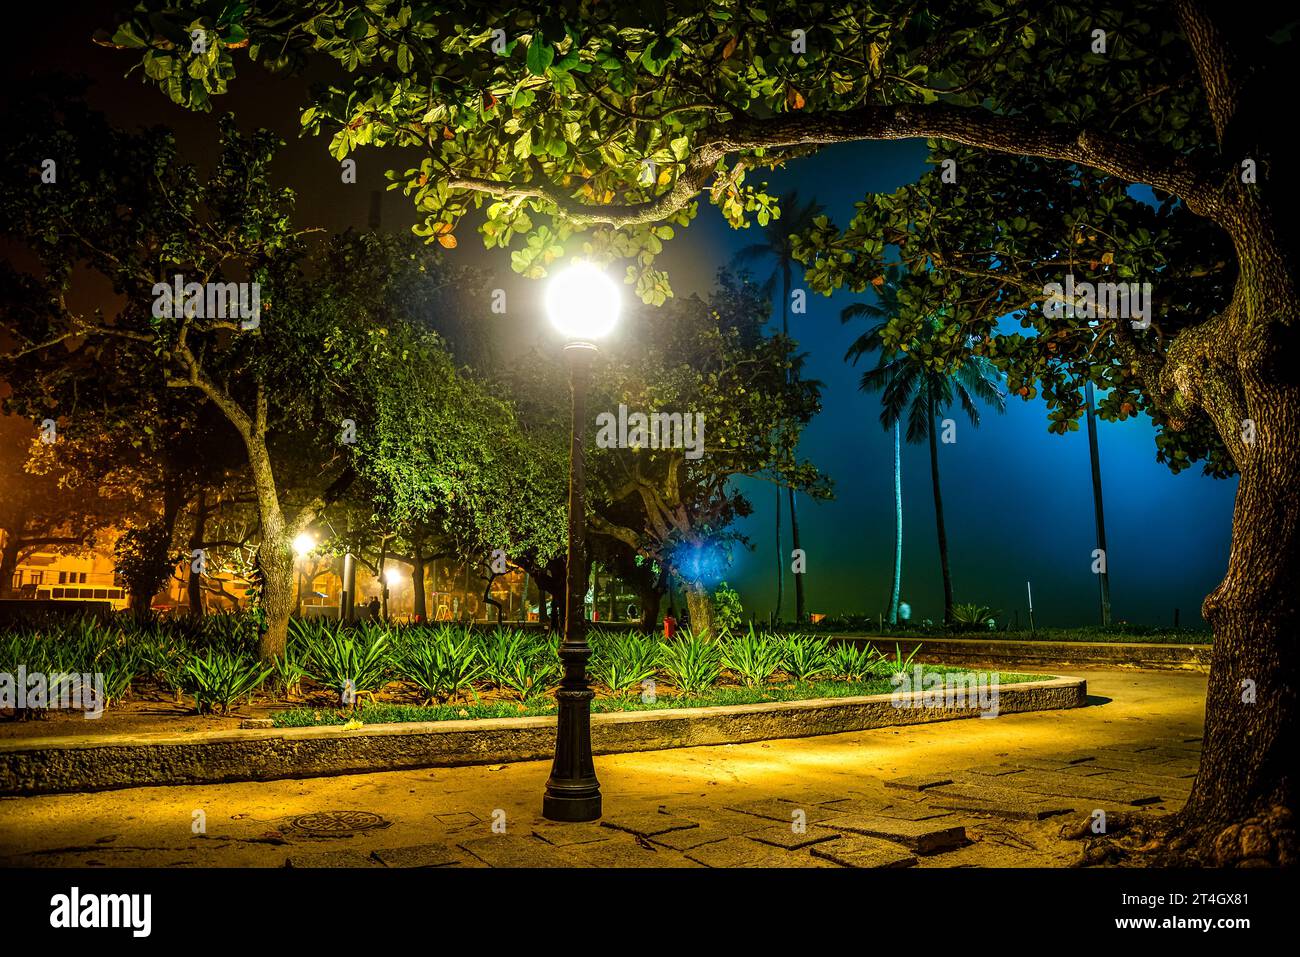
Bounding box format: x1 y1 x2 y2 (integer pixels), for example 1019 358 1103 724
0 667 1206 867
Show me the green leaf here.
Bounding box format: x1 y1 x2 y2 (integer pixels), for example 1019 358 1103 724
526 38 554 75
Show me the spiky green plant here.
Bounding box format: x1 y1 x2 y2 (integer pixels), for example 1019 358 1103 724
780 634 833 682
182 650 272 714
305 626 392 704
591 632 661 695
721 626 784 687
659 629 722 694
395 628 485 703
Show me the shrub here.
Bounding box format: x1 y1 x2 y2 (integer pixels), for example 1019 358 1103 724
951 604 998 629
305 625 392 704
780 634 833 682
395 627 485 703
721 626 783 687
828 641 881 681
182 650 271 714
660 629 722 694
591 632 661 695
477 627 539 689
497 638 560 703
713 582 744 635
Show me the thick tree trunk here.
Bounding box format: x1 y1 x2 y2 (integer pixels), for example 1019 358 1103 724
684 580 715 638
1175 203 1300 864
247 439 293 661
928 396 955 625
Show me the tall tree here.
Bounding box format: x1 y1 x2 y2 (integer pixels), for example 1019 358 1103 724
845 286 1006 625
842 267 911 626
734 190 824 623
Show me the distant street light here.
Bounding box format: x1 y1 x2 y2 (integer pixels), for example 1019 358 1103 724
292 533 316 615
384 567 403 587
542 262 620 823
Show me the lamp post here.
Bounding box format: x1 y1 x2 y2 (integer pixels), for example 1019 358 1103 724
542 262 620 822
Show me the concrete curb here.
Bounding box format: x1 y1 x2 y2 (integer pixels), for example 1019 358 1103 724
0 675 1085 796
832 636 1211 672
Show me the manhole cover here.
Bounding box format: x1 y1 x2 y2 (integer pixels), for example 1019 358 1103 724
285 810 393 839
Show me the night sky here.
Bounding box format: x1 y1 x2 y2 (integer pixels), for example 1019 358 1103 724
4 1 1237 627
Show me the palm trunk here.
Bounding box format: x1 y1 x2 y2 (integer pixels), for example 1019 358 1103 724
773 485 784 621
1085 382 1113 626
928 394 954 625
889 421 903 625
781 258 807 624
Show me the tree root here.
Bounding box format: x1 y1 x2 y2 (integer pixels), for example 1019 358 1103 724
1062 805 1295 867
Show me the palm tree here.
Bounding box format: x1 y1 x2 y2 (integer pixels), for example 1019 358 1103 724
843 268 1006 625
733 189 824 623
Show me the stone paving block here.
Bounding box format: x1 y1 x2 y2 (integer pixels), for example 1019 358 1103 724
826 815 967 854
685 837 825 868
966 765 1026 777
776 793 855 807
811 835 917 869
286 849 383 868
725 798 844 824
566 836 692 868
875 804 956 822
1007 771 1163 805
600 813 698 838
745 823 842 850
928 793 1072 821
884 774 954 791
1015 758 1091 772
532 822 612 847
648 822 739 851
370 843 461 868
458 834 578 868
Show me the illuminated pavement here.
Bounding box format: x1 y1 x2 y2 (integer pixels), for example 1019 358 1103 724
0 667 1206 868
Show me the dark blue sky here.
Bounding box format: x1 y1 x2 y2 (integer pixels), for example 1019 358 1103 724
653 141 1236 627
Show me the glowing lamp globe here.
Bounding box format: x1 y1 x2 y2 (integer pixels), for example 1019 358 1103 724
292 533 315 558
545 262 621 343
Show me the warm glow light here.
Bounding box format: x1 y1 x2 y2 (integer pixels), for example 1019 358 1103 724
292 533 316 558
544 262 621 342
384 567 403 587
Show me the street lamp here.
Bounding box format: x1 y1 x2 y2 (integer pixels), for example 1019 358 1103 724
542 262 620 822
292 533 315 616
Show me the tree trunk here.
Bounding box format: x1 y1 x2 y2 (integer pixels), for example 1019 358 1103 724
774 485 784 621
928 394 955 625
684 580 715 638
1174 201 1300 864
789 486 805 622
247 438 293 661
889 421 903 625
411 543 427 622
0 533 21 600
187 490 208 618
